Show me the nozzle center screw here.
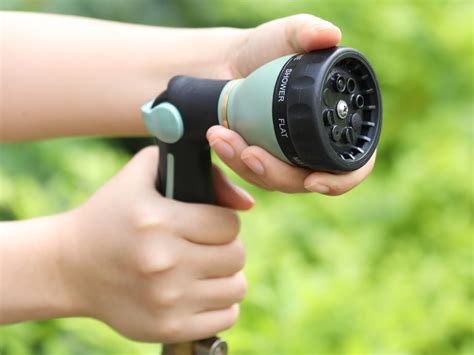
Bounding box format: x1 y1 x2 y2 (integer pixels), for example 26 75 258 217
336 100 349 119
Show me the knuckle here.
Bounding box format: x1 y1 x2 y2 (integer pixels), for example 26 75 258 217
130 203 168 232
275 179 295 193
154 287 182 308
259 179 277 192
135 242 177 274
156 317 183 343
265 175 292 193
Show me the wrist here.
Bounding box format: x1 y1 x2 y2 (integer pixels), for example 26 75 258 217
0 212 86 323
52 209 91 318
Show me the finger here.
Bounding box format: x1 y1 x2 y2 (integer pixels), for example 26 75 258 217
117 146 159 188
241 145 312 193
208 126 264 187
189 238 246 279
213 165 255 211
208 125 312 192
193 272 248 311
207 126 272 189
235 14 341 77
294 14 342 52
162 198 240 245
304 151 377 195
183 304 240 342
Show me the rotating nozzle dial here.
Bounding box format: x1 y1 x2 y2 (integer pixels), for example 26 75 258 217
271 46 382 172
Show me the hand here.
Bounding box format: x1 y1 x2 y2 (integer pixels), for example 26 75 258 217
209 14 376 195
63 147 253 343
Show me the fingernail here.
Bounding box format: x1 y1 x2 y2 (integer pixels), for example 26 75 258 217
242 155 265 175
210 139 234 159
305 182 330 194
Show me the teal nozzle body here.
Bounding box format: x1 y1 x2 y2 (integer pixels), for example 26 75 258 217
217 54 293 166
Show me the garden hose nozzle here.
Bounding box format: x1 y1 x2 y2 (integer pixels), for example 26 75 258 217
141 46 382 354
142 46 382 202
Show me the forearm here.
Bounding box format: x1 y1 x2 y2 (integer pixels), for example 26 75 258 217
0 212 82 323
0 12 241 141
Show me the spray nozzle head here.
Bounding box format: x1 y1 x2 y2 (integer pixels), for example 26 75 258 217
219 46 382 173
272 47 382 172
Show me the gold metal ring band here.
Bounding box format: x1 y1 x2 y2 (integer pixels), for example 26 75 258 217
220 79 242 129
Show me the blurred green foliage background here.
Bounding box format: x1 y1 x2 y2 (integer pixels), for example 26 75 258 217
0 0 472 354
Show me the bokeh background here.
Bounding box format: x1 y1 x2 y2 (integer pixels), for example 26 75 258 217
0 0 472 354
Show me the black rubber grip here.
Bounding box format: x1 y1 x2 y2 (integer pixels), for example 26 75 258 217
157 139 215 204
151 76 229 204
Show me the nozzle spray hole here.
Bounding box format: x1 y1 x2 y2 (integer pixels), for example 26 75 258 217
352 94 365 109
342 127 355 144
323 109 335 125
333 74 346 92
330 125 342 142
346 78 356 93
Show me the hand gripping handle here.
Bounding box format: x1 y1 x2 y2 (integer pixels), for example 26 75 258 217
142 76 230 355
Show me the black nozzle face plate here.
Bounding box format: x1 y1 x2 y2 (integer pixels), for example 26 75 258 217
273 47 382 173
323 56 379 164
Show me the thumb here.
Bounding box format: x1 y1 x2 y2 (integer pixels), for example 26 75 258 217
116 146 159 188
118 147 255 210
234 14 341 77
279 13 342 53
